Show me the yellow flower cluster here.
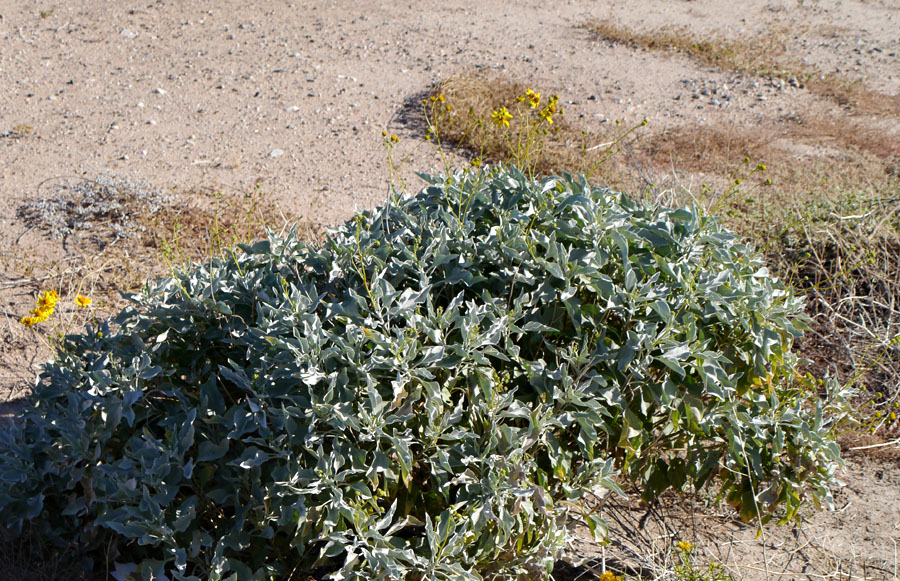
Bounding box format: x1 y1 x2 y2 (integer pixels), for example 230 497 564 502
539 94 560 124
517 88 541 109
423 93 452 113
598 572 622 581
676 540 693 552
20 291 92 328
21 290 59 328
489 89 561 131
491 106 513 128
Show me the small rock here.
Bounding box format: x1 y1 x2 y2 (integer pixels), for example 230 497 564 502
285 106 299 112
120 28 138 39
710 99 721 106
152 88 167 95
268 149 285 158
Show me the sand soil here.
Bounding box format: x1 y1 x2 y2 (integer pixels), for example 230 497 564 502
1 1 899 578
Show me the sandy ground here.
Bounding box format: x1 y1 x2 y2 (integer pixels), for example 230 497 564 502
1 0 899 578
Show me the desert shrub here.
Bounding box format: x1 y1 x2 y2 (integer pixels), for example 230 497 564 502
0 166 851 579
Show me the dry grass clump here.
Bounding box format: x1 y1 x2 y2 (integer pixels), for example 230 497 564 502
584 19 793 79
431 72 650 190
782 185 900 426
432 73 579 175
12 175 300 311
812 72 900 118
17 174 175 248
583 19 900 118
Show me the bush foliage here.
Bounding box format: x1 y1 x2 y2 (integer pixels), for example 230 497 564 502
0 167 851 579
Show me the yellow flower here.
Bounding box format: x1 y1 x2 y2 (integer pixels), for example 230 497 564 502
491 107 512 128
75 294 92 308
30 306 53 322
470 157 482 167
22 290 59 327
36 290 59 309
598 572 622 581
22 307 52 327
677 540 693 552
390 133 399 143
525 89 541 109
437 93 446 102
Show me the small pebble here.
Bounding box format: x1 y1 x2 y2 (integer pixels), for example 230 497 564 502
269 149 285 158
